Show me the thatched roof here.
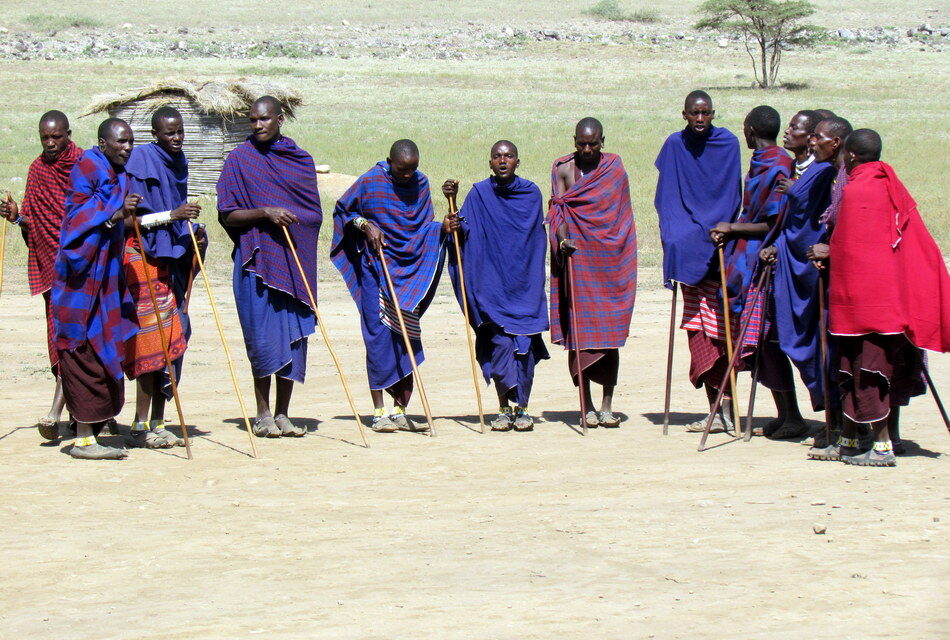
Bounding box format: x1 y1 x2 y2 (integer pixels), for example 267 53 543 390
83 78 302 120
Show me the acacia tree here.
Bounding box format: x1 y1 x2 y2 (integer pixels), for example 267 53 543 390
695 0 822 88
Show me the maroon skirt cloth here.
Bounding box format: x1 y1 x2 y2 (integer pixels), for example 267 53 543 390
748 325 795 393
837 333 925 423
57 341 124 423
687 330 729 391
42 290 58 374
569 348 619 387
386 374 413 407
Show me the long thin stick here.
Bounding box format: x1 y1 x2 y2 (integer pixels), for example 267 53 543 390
186 222 259 459
282 226 368 448
181 252 200 316
698 264 771 451
919 358 950 433
377 245 436 436
717 246 742 434
744 264 773 441
131 216 192 459
0 193 9 299
662 285 678 436
817 270 832 445
566 254 588 436
448 194 485 434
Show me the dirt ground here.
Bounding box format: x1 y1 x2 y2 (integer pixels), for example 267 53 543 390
0 267 946 639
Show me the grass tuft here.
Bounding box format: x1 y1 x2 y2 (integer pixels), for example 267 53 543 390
22 13 104 30
585 1 660 23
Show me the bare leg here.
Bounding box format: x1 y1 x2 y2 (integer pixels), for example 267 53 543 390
44 376 66 423
253 375 272 420
581 378 594 411
767 389 810 439
274 377 294 417
135 375 153 424
150 385 167 423
370 389 385 411
600 385 614 414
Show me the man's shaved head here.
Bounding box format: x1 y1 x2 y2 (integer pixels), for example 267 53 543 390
819 116 853 140
795 109 824 134
252 95 284 116
389 138 419 161
491 139 518 157
39 110 69 130
98 117 129 141
685 90 713 110
575 117 604 138
845 128 882 163
745 105 781 140
813 109 836 120
151 106 183 130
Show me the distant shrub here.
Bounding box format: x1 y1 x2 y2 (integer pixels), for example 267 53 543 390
585 1 661 23
23 14 103 30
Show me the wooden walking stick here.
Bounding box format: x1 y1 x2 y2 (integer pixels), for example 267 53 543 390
181 251 200 316
817 270 833 446
131 215 193 459
281 226 369 448
566 254 588 436
186 222 258 458
662 285 678 436
377 245 436 435
0 193 10 298
698 264 772 451
447 193 485 433
917 352 950 433
717 245 742 434
743 263 773 442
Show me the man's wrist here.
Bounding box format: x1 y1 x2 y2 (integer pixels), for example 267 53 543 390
353 217 368 231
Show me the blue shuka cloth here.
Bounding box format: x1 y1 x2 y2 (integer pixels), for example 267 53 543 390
772 161 836 410
52 146 137 381
126 142 204 395
217 136 322 382
330 161 444 391
654 125 742 288
449 176 550 406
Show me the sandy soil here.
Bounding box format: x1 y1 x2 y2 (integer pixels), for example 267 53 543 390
0 267 946 639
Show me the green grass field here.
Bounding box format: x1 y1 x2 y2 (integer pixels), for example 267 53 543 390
0 1 946 274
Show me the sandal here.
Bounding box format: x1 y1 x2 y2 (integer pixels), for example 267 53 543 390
491 409 513 432
70 442 128 460
512 409 534 432
598 411 621 428
275 414 306 437
252 416 281 438
585 411 599 428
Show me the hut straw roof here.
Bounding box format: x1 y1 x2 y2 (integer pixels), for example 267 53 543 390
83 78 302 120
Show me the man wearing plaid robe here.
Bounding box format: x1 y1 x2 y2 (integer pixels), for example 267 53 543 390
549 118 637 429
0 111 81 440
331 140 458 433
217 96 321 439
51 118 139 460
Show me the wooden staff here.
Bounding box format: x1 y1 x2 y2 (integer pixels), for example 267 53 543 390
447 194 485 433
0 193 10 298
186 222 258 458
743 263 773 442
181 251 200 316
566 254 588 436
698 264 772 451
281 226 369 448
817 270 833 445
662 286 678 436
717 245 742 435
920 359 950 433
131 215 192 459
376 245 436 436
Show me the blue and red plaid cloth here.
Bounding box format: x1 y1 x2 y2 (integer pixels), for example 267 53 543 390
51 146 137 381
217 136 322 310
547 152 637 350
722 145 792 317
21 141 82 296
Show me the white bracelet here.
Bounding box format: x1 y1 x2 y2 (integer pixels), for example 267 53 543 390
139 211 173 228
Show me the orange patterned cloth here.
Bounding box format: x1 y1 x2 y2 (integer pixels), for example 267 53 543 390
122 236 186 379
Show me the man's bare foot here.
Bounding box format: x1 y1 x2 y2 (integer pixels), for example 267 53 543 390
768 418 810 440
275 414 305 437
756 417 783 438
37 416 59 441
70 442 128 460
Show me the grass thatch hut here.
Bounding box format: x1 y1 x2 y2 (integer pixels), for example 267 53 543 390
84 79 302 197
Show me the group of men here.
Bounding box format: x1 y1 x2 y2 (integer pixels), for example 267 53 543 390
1 91 945 466
655 90 949 467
